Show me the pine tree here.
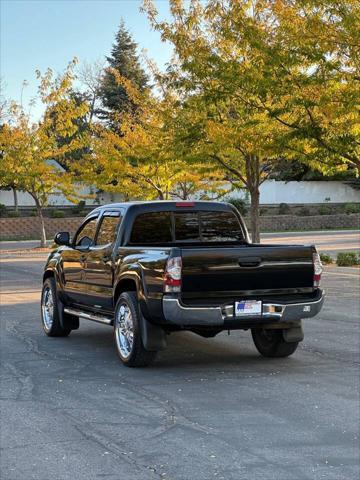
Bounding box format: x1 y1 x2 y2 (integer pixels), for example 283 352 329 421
100 20 148 122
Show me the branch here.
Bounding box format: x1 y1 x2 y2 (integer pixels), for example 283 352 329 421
209 153 248 186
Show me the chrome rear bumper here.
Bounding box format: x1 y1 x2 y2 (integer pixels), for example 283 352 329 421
162 291 325 327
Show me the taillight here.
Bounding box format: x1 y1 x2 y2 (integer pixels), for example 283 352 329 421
164 256 182 293
313 252 323 287
176 202 195 207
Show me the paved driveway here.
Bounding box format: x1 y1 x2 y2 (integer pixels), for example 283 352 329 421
0 255 359 480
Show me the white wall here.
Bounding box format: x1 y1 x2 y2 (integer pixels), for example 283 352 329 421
230 180 360 204
1 180 359 207
0 186 100 207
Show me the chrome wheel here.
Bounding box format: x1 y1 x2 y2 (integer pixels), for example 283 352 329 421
115 303 134 359
42 286 54 331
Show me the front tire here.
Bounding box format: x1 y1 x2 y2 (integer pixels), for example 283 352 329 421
251 328 298 358
114 292 157 367
41 278 71 337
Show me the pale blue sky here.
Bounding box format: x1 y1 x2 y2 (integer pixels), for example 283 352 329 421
0 0 172 117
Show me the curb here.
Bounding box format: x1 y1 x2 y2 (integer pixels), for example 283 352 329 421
0 249 51 257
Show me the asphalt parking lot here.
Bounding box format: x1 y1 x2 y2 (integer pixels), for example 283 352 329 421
0 254 359 480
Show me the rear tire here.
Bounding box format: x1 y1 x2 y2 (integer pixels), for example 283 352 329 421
114 292 157 367
251 328 298 358
41 278 71 337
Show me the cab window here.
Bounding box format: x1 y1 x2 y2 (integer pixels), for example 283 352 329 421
75 217 98 248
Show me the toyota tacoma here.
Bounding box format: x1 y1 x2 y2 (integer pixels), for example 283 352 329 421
41 201 324 367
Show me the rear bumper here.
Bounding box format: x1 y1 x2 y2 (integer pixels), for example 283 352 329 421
162 290 325 327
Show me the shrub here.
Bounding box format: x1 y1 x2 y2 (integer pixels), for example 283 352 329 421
28 209 37 217
344 203 360 214
227 198 248 216
319 206 332 215
299 207 311 216
320 253 333 264
278 203 291 215
7 210 20 217
0 203 7 217
50 209 65 218
336 252 359 267
72 200 86 215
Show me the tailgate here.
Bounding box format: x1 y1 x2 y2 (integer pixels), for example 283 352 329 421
180 244 314 298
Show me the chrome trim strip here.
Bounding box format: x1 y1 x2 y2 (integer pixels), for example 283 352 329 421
64 307 113 325
162 297 223 326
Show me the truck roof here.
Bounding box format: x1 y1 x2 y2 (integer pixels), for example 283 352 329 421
89 200 234 215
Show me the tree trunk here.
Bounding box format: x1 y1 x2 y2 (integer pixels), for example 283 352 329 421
13 188 18 213
249 186 260 243
245 155 261 244
33 198 47 247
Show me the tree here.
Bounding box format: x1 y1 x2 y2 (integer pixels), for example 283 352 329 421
78 70 226 201
99 20 148 124
259 0 360 172
78 59 105 124
143 0 285 241
0 78 10 125
171 93 281 242
51 60 105 171
143 0 359 242
0 61 89 246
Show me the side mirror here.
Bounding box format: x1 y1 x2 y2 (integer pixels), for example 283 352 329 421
54 231 70 246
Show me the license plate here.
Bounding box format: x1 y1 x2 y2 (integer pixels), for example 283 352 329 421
235 300 262 317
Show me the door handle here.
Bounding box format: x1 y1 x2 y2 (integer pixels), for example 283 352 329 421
102 254 111 262
239 257 262 267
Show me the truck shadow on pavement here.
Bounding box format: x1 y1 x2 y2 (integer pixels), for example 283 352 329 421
3 299 300 373
46 323 300 371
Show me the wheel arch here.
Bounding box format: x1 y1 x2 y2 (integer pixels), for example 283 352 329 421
114 276 138 303
43 269 55 282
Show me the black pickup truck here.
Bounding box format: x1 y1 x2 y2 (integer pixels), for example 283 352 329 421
41 201 324 367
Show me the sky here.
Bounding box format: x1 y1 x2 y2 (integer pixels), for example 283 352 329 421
0 0 173 118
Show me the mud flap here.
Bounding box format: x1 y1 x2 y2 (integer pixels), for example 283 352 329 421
57 297 79 330
140 313 167 351
282 325 304 343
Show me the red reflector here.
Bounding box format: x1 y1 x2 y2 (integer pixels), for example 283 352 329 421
164 276 181 287
176 202 195 207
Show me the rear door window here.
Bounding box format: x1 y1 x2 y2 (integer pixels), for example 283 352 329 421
130 212 172 244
